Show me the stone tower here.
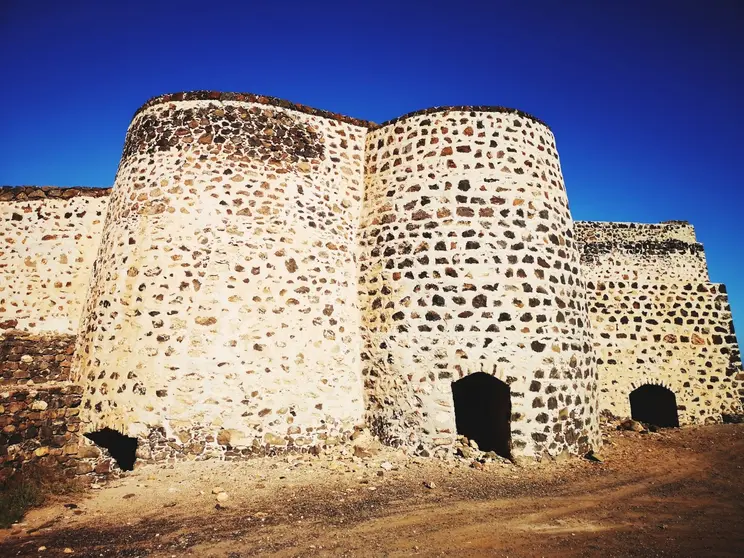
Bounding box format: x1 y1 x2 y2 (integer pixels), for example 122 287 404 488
72 94 370 459
358 108 600 458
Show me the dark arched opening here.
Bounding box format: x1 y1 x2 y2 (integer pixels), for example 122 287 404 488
629 384 679 427
85 428 138 471
451 373 511 458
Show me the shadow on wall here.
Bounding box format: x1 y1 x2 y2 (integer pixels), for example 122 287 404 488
84 428 138 471
452 373 512 458
630 384 680 428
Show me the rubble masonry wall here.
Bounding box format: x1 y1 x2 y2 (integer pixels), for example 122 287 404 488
72 98 369 462
358 109 600 458
0 187 109 478
2 93 742 475
576 221 743 422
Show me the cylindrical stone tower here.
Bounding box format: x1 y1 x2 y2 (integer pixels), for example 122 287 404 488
73 92 368 460
358 107 599 459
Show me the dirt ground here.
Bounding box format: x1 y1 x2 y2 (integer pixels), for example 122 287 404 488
1 424 743 557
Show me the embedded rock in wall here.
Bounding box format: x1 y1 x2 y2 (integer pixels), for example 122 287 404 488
576 221 744 424
358 109 600 459
72 96 369 458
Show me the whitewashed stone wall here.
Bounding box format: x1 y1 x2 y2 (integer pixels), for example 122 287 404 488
0 187 109 334
358 109 600 458
4 93 742 473
576 221 743 423
72 95 369 461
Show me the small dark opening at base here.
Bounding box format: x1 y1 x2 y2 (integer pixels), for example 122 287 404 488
452 372 512 458
629 384 680 428
85 428 138 471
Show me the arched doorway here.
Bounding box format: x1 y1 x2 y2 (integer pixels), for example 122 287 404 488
629 384 679 427
451 373 511 458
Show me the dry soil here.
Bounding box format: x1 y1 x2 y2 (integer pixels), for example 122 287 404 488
1 423 743 557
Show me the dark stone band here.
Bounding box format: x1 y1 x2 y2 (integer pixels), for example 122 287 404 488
581 239 704 257
375 105 549 130
131 90 550 131
0 186 111 201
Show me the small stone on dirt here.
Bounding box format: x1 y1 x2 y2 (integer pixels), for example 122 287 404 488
620 419 645 432
423 480 436 489
584 451 603 463
353 445 375 458
216 491 229 502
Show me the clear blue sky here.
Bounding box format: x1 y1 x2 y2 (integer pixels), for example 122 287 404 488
1 0 742 335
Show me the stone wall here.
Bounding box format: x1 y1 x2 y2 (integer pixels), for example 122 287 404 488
576 221 709 283
0 332 107 482
2 93 742 475
576 221 744 423
72 97 369 461
0 188 110 479
1 331 75 385
0 187 109 333
358 108 600 459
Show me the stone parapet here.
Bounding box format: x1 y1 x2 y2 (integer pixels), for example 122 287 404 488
575 220 697 244
0 186 110 201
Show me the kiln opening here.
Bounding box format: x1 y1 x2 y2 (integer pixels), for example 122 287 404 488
85 428 138 471
629 384 680 428
452 373 512 458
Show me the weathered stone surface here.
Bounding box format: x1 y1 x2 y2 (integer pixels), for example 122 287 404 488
0 384 97 481
0 189 108 334
359 109 600 459
1 332 76 385
68 97 370 461
620 419 645 433
1 93 741 477
576 221 743 425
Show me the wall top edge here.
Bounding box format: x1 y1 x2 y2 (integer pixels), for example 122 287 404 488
0 186 112 201
375 105 550 130
132 91 550 131
575 220 691 228
574 220 697 245
580 239 704 251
